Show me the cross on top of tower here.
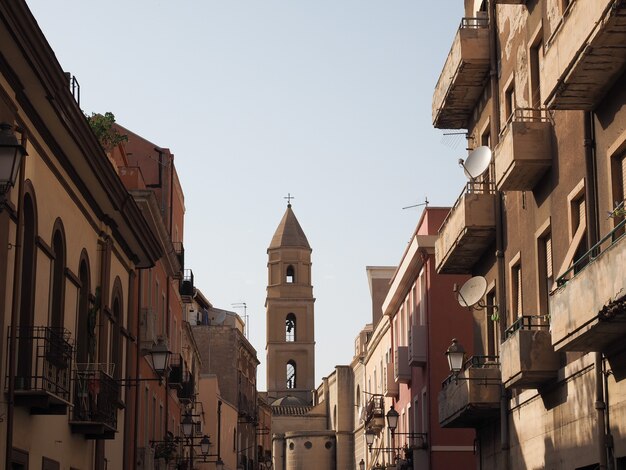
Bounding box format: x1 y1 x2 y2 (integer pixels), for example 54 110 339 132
284 193 295 207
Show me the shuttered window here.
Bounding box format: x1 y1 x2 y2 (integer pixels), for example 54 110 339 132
545 236 553 279
511 263 522 318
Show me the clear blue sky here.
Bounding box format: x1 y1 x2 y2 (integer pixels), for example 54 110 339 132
27 1 467 390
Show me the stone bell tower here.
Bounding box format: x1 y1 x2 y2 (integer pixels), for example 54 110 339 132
266 203 315 405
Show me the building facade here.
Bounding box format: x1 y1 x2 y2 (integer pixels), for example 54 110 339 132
432 1 626 468
0 2 163 468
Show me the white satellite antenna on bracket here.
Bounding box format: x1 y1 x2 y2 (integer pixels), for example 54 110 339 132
458 146 492 182
453 276 497 311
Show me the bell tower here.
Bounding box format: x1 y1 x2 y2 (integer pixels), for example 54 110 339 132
266 203 315 405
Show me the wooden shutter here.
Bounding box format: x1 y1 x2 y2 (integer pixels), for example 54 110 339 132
546 236 553 279
516 265 523 316
621 155 626 202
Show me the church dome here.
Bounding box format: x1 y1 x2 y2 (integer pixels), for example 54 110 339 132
271 395 305 407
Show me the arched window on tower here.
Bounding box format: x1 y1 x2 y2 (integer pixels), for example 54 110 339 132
286 265 295 284
286 360 296 389
285 313 296 342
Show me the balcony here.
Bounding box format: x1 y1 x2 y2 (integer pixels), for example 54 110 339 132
180 269 194 302
409 325 427 367
394 346 411 383
438 356 501 428
543 0 626 109
364 395 385 433
435 182 496 274
384 365 399 398
70 364 119 439
168 353 184 390
8 326 72 415
432 17 490 129
178 373 195 402
500 316 558 389
494 109 553 191
550 218 626 353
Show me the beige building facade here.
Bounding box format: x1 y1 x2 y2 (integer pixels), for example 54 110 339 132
432 1 626 469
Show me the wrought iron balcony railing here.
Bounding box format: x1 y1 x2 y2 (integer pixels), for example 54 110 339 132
7 326 72 413
70 363 119 438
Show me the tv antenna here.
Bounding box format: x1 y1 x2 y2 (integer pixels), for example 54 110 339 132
402 197 429 210
232 302 249 338
458 146 492 182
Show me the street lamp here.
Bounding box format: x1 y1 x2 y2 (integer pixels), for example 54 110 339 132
182 413 194 438
365 430 376 452
386 406 399 436
149 337 172 378
446 338 465 376
200 435 211 456
215 457 224 470
359 458 365 470
0 122 27 206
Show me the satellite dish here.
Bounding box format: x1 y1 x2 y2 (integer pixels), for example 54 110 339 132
460 146 492 181
210 310 227 325
456 276 488 308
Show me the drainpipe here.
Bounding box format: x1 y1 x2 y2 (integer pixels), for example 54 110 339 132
584 111 606 469
133 270 143 469
488 0 509 456
5 135 26 470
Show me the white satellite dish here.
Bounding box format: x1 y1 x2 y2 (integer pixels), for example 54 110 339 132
456 276 488 308
460 146 492 181
210 310 227 325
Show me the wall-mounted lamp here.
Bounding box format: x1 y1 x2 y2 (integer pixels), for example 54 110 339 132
446 338 465 376
386 405 399 437
0 122 27 208
365 430 376 452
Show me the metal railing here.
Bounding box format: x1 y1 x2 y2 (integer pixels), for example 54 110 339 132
557 202 626 286
180 269 195 299
442 355 500 387
501 107 552 134
72 363 119 430
505 315 550 339
173 242 185 271
460 16 489 29
178 373 195 402
365 395 385 424
7 326 72 402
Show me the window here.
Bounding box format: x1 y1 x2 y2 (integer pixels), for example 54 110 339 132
511 262 523 320
537 224 553 318
611 152 626 237
17 193 37 386
486 288 498 356
556 181 588 280
286 361 296 389
50 224 66 330
571 194 588 274
505 81 515 124
76 256 91 364
285 313 296 342
110 279 123 382
529 32 543 109
286 265 295 283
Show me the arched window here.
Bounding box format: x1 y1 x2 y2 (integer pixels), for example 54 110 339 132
285 313 296 342
286 360 296 389
76 254 91 365
356 385 361 408
17 191 37 386
110 279 123 381
50 222 66 330
286 265 295 283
